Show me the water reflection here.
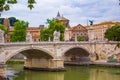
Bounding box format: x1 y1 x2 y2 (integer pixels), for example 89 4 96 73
89 67 120 80
7 64 120 80
13 70 64 80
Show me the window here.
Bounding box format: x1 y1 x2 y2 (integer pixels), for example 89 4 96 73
34 39 36 42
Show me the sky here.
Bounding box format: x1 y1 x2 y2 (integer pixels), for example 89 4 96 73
1 0 120 27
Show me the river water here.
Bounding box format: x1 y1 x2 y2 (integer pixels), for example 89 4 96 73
6 64 120 80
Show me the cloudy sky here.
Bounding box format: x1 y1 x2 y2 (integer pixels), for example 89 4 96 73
1 0 120 27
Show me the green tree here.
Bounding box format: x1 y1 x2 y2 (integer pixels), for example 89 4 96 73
77 36 84 42
40 19 65 41
105 25 120 41
0 24 8 34
0 0 36 15
105 24 120 48
10 20 28 42
40 29 51 41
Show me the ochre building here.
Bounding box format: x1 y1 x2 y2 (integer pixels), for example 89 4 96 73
86 22 120 41
70 24 88 41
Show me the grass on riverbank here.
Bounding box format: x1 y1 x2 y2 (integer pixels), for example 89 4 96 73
6 60 24 64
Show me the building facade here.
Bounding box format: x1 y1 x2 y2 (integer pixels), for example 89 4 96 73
86 22 120 41
55 12 70 28
5 27 41 42
70 24 88 41
27 27 40 42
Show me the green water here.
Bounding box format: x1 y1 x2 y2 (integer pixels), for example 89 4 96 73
7 64 120 80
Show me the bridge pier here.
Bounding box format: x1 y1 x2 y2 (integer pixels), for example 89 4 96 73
24 58 65 71
0 64 7 80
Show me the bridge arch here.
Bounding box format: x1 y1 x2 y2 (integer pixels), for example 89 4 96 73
62 46 91 62
5 47 54 62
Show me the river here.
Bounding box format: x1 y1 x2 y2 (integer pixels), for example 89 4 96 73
6 64 120 80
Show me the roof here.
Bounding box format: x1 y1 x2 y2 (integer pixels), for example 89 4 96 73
57 11 60 17
93 21 120 26
85 21 120 27
55 12 69 21
72 24 87 31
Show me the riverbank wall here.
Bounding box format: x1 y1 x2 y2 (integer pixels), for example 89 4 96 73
64 62 120 67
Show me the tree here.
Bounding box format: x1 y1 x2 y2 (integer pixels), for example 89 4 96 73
10 20 28 42
105 25 120 41
0 0 36 16
8 17 18 26
77 36 84 42
0 18 4 24
40 19 65 41
105 24 120 48
40 29 51 41
0 24 8 34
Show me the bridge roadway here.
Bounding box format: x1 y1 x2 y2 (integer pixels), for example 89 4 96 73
0 41 120 79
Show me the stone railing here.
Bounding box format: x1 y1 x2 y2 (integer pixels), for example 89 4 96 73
0 41 119 46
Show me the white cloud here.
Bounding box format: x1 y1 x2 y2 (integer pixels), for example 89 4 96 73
1 0 120 27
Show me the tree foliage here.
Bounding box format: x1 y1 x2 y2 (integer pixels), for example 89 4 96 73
0 0 35 13
105 25 120 41
105 24 120 48
0 18 4 24
40 19 65 41
0 24 8 34
10 20 28 42
8 17 18 26
77 36 84 42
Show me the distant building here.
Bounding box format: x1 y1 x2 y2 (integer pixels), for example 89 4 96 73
70 24 88 41
27 27 40 42
5 27 41 42
3 18 10 28
55 11 70 28
0 18 10 28
86 21 120 41
0 18 42 42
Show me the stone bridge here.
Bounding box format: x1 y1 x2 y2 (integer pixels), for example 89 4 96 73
0 41 120 78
